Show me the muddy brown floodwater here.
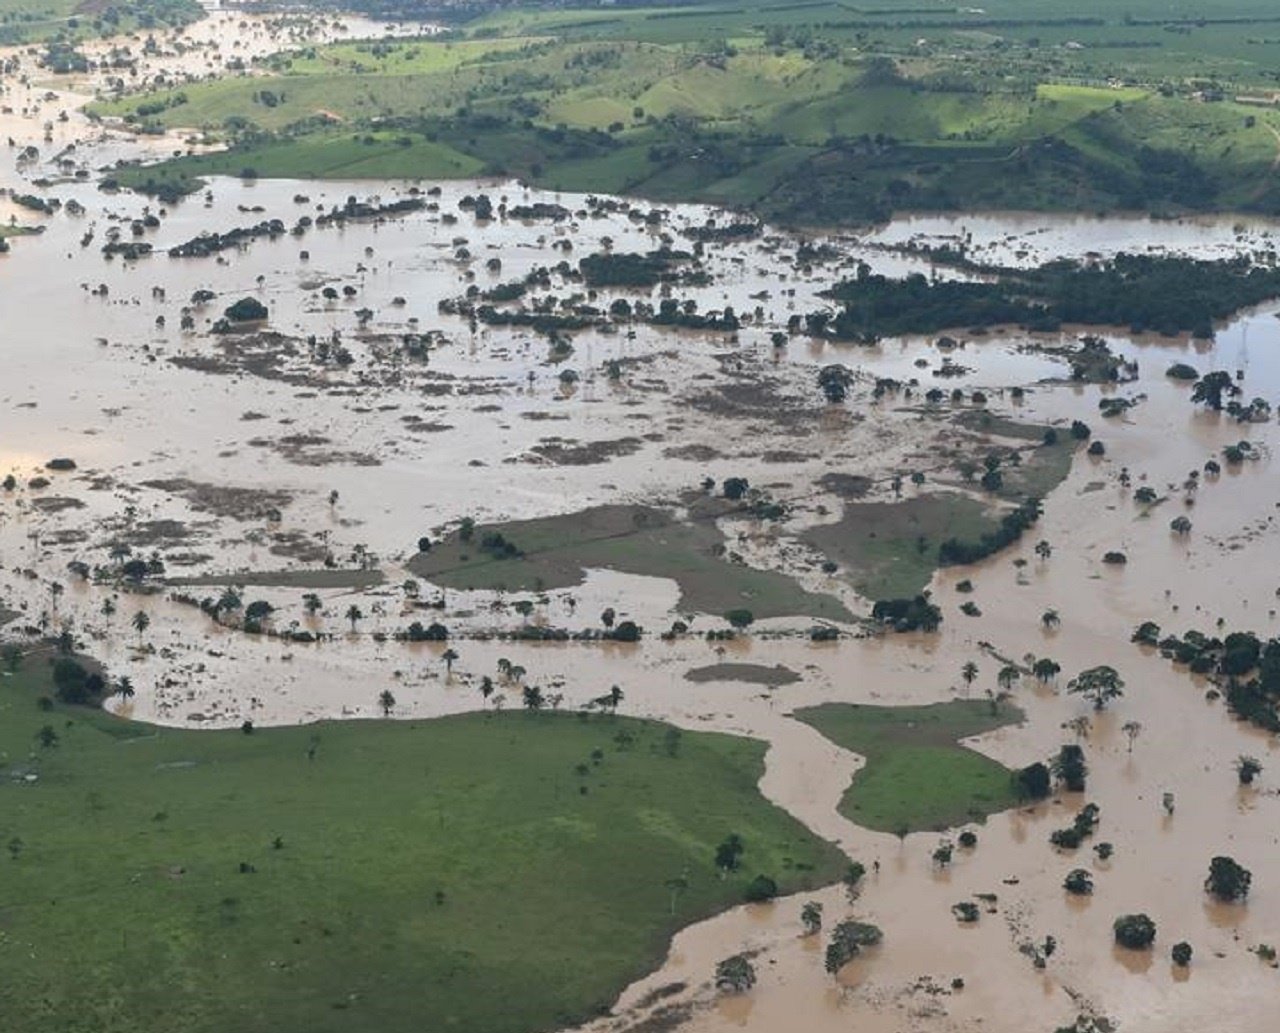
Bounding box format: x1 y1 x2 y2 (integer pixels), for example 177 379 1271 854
3 14 1280 1033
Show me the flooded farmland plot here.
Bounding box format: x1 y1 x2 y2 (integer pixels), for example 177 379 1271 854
3 13 1280 1033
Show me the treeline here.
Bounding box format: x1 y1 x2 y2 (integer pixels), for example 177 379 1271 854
813 254 1280 339
937 497 1044 567
1137 623 1280 732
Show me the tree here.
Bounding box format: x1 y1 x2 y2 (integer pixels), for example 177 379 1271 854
1053 744 1088 791
1205 856 1251 902
1067 665 1124 711
997 664 1021 691
1063 868 1093 895
725 608 754 631
116 676 135 701
131 610 150 643
714 954 756 994
714 833 744 872
378 689 396 717
224 296 268 322
607 684 623 711
722 477 749 501
36 724 59 749
960 661 978 690
1113 914 1156 949
1236 755 1262 785
801 901 824 935
744 874 778 902
1015 761 1052 800
817 363 854 403
1032 657 1061 683
1172 941 1193 967
1041 608 1060 630
1034 539 1052 562
345 604 363 631
442 647 459 675
1121 720 1143 753
1170 515 1192 536
480 675 495 702
302 593 322 616
522 684 543 710
600 607 616 629
825 921 883 974
1190 370 1240 411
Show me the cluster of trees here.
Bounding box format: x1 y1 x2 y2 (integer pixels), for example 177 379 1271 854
870 595 942 632
1139 622 1280 731
578 250 692 287
811 255 1280 340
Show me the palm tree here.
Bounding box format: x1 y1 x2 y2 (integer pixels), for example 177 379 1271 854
997 664 1021 691
345 604 363 632
378 689 396 717
522 684 543 710
442 647 459 676
101 597 116 618
1121 720 1143 753
480 676 494 702
1034 540 1052 562
608 684 624 711
960 661 978 692
131 610 150 643
1041 609 1061 630
116 676 135 702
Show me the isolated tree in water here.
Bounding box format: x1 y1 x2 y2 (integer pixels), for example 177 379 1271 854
378 689 396 717
1205 856 1251 902
1190 370 1240 411
960 661 978 691
345 605 363 632
1121 720 1143 753
442 648 459 676
131 610 150 643
1067 665 1125 711
817 363 854 403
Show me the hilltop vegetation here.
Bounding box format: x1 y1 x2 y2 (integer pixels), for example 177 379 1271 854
95 0 1280 223
0 650 843 1033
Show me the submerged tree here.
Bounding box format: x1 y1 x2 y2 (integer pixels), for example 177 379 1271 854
378 689 396 717
1205 856 1252 902
1067 665 1125 711
817 363 855 404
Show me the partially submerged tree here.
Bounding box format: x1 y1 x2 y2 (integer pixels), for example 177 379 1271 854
1067 665 1125 711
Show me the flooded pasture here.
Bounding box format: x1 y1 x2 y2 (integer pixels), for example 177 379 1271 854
3 15 1280 1033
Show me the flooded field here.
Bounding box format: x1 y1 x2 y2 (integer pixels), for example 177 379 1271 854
3 14 1280 1033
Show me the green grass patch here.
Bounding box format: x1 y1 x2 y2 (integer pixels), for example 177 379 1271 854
802 493 997 601
409 504 851 622
793 700 1022 834
0 651 844 1033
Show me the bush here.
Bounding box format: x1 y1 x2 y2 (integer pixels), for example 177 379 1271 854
744 874 778 903
1171 941 1193 966
1114 913 1156 949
